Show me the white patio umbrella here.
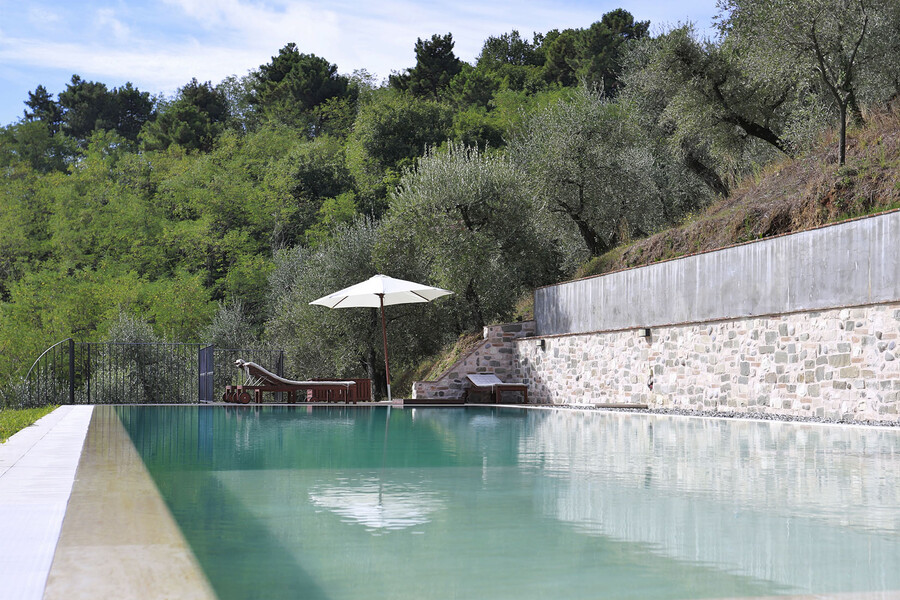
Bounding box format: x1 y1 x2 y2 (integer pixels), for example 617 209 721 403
310 274 453 403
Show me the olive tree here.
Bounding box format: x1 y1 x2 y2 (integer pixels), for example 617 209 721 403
621 26 799 183
203 300 259 349
510 86 707 258
380 142 561 329
718 0 900 164
858 2 900 105
264 218 449 397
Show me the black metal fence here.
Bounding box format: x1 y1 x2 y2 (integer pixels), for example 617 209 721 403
79 342 201 404
24 339 283 406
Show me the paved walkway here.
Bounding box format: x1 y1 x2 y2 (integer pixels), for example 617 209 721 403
0 405 94 600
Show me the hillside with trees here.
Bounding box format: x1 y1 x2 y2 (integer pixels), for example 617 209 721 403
2 1 899 403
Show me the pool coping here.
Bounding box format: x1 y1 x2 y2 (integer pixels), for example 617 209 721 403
0 405 93 600
516 402 900 429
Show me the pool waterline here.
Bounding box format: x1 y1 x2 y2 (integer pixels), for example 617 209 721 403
60 405 900 599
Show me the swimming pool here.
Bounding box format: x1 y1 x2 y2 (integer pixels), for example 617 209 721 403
112 405 900 599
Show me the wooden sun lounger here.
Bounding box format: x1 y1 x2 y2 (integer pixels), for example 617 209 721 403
465 374 528 404
223 359 370 404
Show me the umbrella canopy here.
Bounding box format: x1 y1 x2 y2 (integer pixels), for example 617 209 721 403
310 274 452 309
310 274 453 402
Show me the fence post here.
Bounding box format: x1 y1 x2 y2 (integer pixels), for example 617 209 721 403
68 338 75 405
86 344 91 404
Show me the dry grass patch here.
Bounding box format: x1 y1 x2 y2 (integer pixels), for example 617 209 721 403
580 108 900 279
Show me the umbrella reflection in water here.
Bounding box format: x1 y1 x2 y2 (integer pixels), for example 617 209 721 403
308 477 444 532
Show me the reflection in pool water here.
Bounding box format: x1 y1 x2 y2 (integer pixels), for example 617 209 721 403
518 410 900 595
309 478 444 531
114 405 900 600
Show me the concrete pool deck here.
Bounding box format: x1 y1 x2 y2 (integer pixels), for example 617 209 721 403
0 405 92 599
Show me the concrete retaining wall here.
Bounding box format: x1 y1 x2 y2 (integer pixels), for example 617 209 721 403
535 211 900 336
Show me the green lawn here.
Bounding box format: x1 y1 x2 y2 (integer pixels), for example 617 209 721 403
0 405 58 443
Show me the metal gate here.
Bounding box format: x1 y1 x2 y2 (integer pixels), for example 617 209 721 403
199 345 215 404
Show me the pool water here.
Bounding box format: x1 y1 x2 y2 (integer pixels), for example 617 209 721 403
115 405 900 600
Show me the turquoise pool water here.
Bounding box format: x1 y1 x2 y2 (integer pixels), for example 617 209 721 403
115 406 900 600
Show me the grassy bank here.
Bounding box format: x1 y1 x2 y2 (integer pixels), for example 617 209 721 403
0 405 58 443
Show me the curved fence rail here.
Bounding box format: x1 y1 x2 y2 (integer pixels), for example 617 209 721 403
25 338 75 407
23 341 284 406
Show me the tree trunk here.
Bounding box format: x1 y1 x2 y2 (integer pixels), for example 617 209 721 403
465 279 485 328
839 102 847 166
848 89 864 127
712 82 792 156
728 113 792 156
571 214 609 257
682 146 729 196
556 199 609 256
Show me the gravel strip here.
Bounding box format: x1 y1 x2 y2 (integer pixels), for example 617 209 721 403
549 404 900 428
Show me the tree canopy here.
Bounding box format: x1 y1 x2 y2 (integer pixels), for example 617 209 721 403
717 0 900 164
251 44 354 129
57 75 155 144
140 79 229 151
390 33 463 99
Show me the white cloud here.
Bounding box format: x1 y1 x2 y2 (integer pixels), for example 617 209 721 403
0 35 265 97
150 0 603 78
27 6 63 26
160 0 339 41
96 8 132 42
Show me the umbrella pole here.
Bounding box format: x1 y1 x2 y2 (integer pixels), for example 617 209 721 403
379 294 392 403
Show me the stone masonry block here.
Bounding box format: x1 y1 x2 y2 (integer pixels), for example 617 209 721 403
829 354 851 367
839 366 860 378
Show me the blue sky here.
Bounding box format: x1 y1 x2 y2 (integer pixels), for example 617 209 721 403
0 0 719 127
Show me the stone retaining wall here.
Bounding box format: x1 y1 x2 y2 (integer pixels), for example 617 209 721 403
513 303 900 422
413 214 900 421
412 322 535 399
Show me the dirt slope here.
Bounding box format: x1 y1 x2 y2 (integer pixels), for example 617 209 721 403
580 109 900 278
